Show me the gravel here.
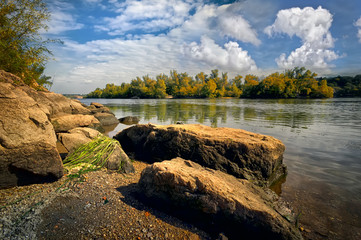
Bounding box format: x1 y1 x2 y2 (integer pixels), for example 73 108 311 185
0 161 212 240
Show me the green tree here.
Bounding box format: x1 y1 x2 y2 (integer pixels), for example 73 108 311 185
0 0 57 88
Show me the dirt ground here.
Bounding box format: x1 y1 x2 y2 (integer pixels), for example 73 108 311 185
0 161 211 240
2 159 360 240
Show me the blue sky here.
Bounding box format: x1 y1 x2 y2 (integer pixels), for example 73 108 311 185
42 0 361 94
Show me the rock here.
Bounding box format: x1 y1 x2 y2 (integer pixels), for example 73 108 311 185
21 88 92 117
51 114 102 133
0 80 63 188
106 144 134 173
91 102 104 108
58 127 134 173
58 128 102 152
87 102 113 114
114 124 286 186
94 112 119 126
139 158 302 240
118 116 140 125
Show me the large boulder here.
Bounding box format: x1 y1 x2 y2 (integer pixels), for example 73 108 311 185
51 114 102 133
114 124 286 186
0 81 63 188
139 158 302 240
20 87 92 117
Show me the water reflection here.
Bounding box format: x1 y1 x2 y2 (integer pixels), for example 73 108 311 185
105 99 315 129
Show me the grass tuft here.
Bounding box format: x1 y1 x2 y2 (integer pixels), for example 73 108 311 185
56 135 122 192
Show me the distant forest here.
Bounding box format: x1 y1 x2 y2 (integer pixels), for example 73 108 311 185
86 67 361 99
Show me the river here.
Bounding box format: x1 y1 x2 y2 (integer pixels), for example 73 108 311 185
81 98 361 239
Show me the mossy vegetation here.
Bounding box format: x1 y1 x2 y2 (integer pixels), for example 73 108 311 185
57 135 122 191
63 135 121 174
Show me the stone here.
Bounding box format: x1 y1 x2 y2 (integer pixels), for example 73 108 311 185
51 114 102 133
93 112 119 126
57 128 102 152
106 144 135 173
87 103 113 114
118 116 140 125
0 81 63 188
20 88 92 117
114 124 286 186
139 158 302 240
91 102 104 108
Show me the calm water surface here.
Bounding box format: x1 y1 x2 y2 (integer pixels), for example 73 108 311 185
82 98 361 239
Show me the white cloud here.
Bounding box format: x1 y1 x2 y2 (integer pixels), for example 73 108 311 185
216 4 261 46
45 1 84 34
355 16 361 43
265 6 340 70
46 1 261 93
218 14 260 46
95 0 195 35
182 36 257 72
168 3 261 46
46 11 84 34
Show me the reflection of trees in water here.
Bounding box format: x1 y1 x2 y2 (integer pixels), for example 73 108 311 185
108 99 317 129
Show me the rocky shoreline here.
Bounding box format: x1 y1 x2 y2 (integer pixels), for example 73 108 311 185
1 70 302 239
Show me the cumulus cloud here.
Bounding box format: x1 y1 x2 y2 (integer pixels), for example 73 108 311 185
218 11 261 46
95 0 194 35
45 1 84 34
265 6 340 69
169 3 261 46
46 1 261 93
182 36 257 72
355 16 361 43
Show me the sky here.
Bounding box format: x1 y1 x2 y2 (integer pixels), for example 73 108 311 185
42 0 361 94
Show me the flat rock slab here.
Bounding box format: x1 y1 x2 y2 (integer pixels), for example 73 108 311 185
51 114 101 133
139 158 302 240
115 124 286 186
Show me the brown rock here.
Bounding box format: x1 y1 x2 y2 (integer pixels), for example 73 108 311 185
20 87 91 117
0 81 63 188
58 128 102 152
118 116 140 125
91 102 104 108
51 114 102 133
87 104 112 114
94 112 119 126
106 144 135 173
114 124 286 186
139 158 302 240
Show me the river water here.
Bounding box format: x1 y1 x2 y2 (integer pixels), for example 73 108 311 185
81 98 361 239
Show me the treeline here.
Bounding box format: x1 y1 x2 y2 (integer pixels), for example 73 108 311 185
87 67 336 99
326 75 361 97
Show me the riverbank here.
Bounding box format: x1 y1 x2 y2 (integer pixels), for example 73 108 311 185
0 161 211 240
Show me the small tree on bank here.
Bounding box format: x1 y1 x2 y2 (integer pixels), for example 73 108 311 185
0 0 56 89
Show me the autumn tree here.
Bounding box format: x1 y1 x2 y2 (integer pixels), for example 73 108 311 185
0 0 57 88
